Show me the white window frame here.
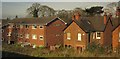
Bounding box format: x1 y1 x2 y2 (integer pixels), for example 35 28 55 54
32 25 37 29
78 33 82 41
20 25 23 28
25 25 29 28
67 33 71 40
96 32 101 39
7 32 11 36
8 26 12 28
39 35 44 40
32 34 37 39
39 25 43 29
26 34 29 39
20 34 23 38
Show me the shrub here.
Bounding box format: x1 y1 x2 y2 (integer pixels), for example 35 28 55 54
86 42 105 54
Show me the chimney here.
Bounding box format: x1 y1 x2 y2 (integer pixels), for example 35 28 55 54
72 12 81 21
104 12 107 25
15 15 18 18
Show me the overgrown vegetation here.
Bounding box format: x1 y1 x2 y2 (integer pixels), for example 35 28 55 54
2 42 120 57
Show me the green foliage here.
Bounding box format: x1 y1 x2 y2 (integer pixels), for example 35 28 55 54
85 6 103 16
86 42 105 54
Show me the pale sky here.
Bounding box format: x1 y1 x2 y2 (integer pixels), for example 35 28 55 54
1 0 119 19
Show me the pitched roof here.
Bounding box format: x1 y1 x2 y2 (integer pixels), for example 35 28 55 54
111 17 120 31
64 15 111 32
9 16 72 25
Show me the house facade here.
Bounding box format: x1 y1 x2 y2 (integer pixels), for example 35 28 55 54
112 24 120 51
2 17 68 48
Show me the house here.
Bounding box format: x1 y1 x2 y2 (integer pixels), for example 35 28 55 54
3 16 71 48
63 12 95 51
63 12 114 51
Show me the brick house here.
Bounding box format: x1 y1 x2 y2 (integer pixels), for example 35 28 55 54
2 17 71 48
63 12 114 51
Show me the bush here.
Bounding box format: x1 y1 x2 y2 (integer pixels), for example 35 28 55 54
86 42 105 54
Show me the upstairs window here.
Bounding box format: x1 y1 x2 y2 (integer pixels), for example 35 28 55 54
67 33 71 40
25 25 29 28
93 33 95 39
8 26 11 28
25 34 29 39
40 25 43 29
96 32 101 39
39 35 44 40
7 32 11 36
20 34 23 38
20 25 23 28
32 34 37 39
78 33 82 41
32 25 37 29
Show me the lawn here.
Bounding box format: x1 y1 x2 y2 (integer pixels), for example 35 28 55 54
2 42 120 57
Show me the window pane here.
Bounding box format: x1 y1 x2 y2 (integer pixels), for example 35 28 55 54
96 32 101 39
40 35 44 40
26 34 29 39
32 34 37 39
67 33 71 40
78 33 81 41
40 26 43 29
32 25 37 29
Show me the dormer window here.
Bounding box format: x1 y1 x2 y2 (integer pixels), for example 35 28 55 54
96 32 101 39
32 25 37 29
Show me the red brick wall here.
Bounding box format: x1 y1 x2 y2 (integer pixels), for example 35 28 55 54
112 25 120 50
46 19 66 47
103 20 113 47
64 22 87 50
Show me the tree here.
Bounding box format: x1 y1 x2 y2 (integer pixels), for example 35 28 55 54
73 7 86 16
57 9 69 18
85 6 104 16
27 3 55 18
27 3 41 17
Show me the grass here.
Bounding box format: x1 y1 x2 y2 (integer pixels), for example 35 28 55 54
2 42 120 57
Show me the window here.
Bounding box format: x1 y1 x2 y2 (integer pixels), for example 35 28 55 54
32 34 37 39
26 34 29 39
20 34 23 38
2 29 4 33
8 26 11 28
67 33 71 40
40 25 43 29
96 32 101 39
78 33 82 41
93 33 95 39
32 25 37 29
119 32 120 42
7 32 11 36
20 25 23 28
39 35 44 40
25 25 29 28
